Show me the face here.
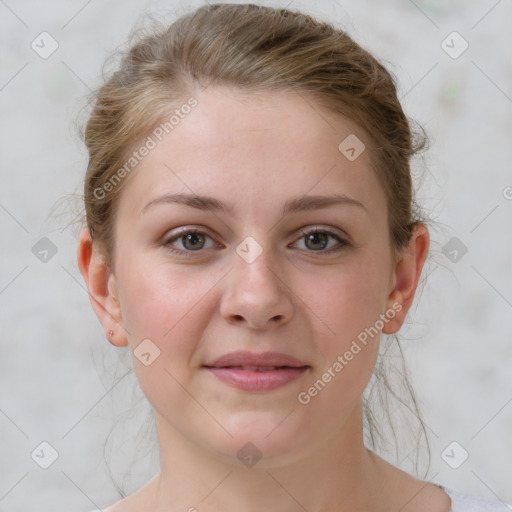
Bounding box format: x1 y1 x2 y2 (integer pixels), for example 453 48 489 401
86 86 415 467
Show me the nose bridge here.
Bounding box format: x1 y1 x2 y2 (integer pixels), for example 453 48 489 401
233 234 282 297
220 233 293 329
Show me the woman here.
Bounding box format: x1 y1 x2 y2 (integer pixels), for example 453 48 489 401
77 3 510 511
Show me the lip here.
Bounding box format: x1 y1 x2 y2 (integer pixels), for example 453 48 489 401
202 351 310 391
204 350 308 368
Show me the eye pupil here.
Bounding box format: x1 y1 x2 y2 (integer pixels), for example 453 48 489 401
305 232 328 250
183 232 205 250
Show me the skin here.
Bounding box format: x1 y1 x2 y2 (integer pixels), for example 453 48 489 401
78 86 450 512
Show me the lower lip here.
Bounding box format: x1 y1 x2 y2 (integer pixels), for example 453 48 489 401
204 367 309 391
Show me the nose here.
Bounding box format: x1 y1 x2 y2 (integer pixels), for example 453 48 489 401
219 247 294 331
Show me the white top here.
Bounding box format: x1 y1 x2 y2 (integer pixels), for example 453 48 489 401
89 486 511 511
440 486 511 511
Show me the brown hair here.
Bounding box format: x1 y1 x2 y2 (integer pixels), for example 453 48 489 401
82 2 431 478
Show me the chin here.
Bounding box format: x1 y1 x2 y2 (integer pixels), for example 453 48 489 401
204 412 313 468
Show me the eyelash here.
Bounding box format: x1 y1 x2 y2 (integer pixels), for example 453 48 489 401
162 226 349 257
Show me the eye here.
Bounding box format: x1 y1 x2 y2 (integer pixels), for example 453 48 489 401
162 226 349 257
163 228 217 255
292 227 349 254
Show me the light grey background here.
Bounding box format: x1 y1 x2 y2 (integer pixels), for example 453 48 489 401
1 0 511 510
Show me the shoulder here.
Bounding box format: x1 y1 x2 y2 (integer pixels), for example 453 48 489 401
440 485 512 511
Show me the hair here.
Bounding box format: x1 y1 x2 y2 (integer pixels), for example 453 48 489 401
81 2 435 494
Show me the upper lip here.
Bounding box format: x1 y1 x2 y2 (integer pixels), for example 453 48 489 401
203 351 309 368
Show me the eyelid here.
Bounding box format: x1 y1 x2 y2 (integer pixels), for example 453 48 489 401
295 225 348 241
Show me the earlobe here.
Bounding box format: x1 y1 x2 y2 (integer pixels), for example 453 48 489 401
77 227 128 347
382 223 430 335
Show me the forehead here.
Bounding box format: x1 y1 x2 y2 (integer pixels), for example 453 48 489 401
117 86 387 220
180 86 367 161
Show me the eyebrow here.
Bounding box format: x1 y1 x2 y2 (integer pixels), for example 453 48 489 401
141 192 367 216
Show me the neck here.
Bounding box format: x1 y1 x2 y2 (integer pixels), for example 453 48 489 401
148 402 384 512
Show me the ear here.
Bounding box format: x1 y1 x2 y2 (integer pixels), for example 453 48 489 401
382 222 430 334
77 227 128 347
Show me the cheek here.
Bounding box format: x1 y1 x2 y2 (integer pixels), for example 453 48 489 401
115 259 215 417
297 254 390 400
116 255 213 361
117 245 390 364
306 256 390 345
295 266 385 418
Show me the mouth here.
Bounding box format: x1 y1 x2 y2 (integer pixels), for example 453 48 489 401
204 365 304 371
202 351 310 391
